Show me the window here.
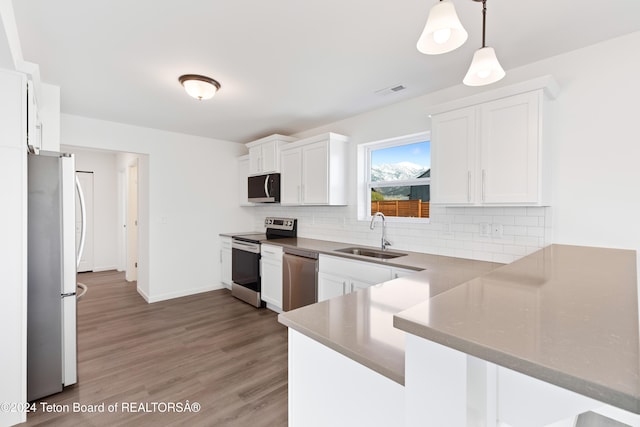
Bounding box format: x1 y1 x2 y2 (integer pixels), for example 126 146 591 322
358 132 431 220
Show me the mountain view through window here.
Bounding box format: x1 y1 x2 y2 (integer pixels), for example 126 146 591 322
369 140 430 218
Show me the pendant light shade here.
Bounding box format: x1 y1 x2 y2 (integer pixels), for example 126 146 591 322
463 46 505 86
463 0 505 86
417 0 468 54
179 74 221 100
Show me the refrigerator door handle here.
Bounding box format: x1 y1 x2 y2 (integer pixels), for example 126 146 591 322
75 174 87 268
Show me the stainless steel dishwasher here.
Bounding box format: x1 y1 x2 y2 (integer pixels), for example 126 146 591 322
282 247 318 311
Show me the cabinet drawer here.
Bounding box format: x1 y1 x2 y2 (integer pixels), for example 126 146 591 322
261 243 283 260
221 236 232 249
319 255 392 284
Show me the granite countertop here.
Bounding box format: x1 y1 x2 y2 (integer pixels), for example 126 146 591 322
394 244 640 414
275 237 501 384
259 236 494 272
228 231 640 412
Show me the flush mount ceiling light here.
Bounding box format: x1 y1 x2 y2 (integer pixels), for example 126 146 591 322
178 74 221 100
417 0 505 87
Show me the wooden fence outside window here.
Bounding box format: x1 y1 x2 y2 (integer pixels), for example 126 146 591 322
371 200 430 218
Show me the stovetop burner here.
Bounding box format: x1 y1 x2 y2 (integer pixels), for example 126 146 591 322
231 217 297 244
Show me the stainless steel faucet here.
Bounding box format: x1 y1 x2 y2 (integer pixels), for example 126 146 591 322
370 212 391 250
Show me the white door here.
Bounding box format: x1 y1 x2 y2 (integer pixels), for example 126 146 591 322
126 163 138 282
75 171 94 272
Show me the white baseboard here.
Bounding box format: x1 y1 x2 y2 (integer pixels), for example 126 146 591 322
136 286 150 303
93 265 118 272
144 284 226 304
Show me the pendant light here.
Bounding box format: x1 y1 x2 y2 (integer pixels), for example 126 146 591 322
179 74 221 100
416 0 468 54
463 0 505 86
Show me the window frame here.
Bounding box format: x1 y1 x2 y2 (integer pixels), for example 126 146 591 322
357 131 431 223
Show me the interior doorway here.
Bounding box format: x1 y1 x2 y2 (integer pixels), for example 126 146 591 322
126 161 138 282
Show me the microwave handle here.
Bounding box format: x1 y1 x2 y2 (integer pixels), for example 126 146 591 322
264 175 270 198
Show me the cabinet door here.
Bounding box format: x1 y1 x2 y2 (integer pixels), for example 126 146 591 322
391 267 418 279
248 146 262 175
280 147 302 204
302 141 329 204
349 279 377 293
480 91 540 204
318 272 346 302
237 156 253 206
261 258 283 309
431 107 477 204
220 237 232 287
261 141 278 173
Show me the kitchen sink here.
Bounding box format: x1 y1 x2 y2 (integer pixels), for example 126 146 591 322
334 247 408 260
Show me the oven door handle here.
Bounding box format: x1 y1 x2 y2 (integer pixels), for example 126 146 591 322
232 240 261 253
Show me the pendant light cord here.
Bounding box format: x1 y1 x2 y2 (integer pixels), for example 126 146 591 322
481 0 487 48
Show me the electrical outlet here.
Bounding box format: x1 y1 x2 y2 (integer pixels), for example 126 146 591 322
492 223 503 238
480 223 491 237
441 220 453 235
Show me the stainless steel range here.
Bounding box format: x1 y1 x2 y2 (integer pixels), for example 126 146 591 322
231 217 297 307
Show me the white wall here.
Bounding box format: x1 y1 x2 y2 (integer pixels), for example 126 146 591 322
60 146 119 272
39 83 60 151
0 69 27 427
253 31 640 265
60 114 253 302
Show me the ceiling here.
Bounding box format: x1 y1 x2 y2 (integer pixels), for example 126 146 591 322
12 0 640 143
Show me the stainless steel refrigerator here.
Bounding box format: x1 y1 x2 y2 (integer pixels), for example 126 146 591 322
27 151 80 401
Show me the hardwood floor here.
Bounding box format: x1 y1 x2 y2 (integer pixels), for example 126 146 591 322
25 271 288 426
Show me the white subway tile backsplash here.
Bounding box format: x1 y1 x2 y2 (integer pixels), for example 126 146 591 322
514 216 540 227
496 215 515 225
515 236 542 246
527 227 545 237
527 207 546 217
250 205 550 264
503 225 528 236
492 253 515 264
473 215 493 224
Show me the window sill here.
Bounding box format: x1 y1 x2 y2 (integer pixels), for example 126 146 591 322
359 216 430 225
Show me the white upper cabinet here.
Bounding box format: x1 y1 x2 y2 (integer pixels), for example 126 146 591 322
431 78 557 206
246 134 297 176
480 92 541 204
280 133 348 206
430 106 477 204
237 155 254 206
280 147 302 205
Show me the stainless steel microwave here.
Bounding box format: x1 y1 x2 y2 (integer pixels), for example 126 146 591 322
248 173 280 203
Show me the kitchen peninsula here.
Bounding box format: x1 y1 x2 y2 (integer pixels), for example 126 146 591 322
278 243 640 426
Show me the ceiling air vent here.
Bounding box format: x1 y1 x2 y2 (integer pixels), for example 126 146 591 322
375 84 407 96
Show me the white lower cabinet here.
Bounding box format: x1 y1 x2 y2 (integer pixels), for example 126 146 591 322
391 267 417 279
220 236 232 288
318 255 402 302
289 329 404 427
260 244 283 311
317 272 346 302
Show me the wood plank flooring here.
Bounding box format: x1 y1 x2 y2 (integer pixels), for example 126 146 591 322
24 271 288 426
